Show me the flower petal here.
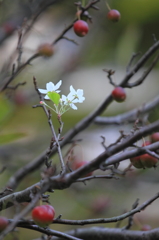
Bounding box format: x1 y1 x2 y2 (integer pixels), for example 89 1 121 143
46 82 55 91
38 89 48 94
54 80 62 90
77 89 83 96
61 95 67 102
70 85 76 95
44 95 50 100
70 103 77 110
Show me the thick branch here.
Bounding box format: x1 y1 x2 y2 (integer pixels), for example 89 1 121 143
2 121 159 211
94 94 159 125
51 227 159 240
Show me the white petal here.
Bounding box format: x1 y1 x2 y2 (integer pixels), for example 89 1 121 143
55 80 62 90
72 98 79 103
44 95 50 100
46 82 55 91
70 85 76 95
38 89 48 94
67 92 74 101
61 95 66 102
70 103 77 110
78 96 85 103
77 89 83 96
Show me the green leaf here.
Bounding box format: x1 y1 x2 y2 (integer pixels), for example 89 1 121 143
0 132 27 145
47 92 60 105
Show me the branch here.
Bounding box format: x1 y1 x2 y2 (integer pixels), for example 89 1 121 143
50 227 159 240
94 94 159 125
0 0 100 91
6 222 82 240
126 52 159 88
33 77 65 172
2 121 159 211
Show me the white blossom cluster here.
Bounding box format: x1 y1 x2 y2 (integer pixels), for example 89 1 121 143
38 80 85 115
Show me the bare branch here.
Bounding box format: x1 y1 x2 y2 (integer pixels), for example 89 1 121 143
51 226 159 240
94 94 159 125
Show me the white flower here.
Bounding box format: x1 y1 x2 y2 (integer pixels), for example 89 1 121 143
61 86 85 110
69 86 85 103
38 80 62 99
62 93 77 110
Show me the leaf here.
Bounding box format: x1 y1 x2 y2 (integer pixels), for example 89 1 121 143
47 92 60 105
0 132 27 145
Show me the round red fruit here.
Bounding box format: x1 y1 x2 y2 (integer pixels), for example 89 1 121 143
151 132 159 143
140 154 157 168
0 217 9 232
130 156 144 169
107 9 121 22
141 224 152 231
73 20 89 37
32 205 55 227
37 43 54 57
72 160 92 177
44 205 55 215
111 87 126 102
142 141 151 147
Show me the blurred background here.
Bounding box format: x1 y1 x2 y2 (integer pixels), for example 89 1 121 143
0 0 159 239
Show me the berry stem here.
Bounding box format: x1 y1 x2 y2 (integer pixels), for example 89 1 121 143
106 2 111 11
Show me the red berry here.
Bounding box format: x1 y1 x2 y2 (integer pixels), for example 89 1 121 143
44 205 55 215
107 9 121 22
111 87 126 102
72 160 93 177
140 154 157 168
141 224 152 231
142 141 151 147
2 22 15 35
140 141 158 168
32 205 55 227
0 217 9 232
73 20 89 37
130 156 144 169
37 43 54 57
151 132 159 143
91 196 111 214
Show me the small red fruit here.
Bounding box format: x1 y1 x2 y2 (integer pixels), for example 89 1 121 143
73 20 89 37
32 205 55 227
111 87 126 102
130 156 144 169
142 141 151 147
141 224 152 231
151 132 159 143
91 196 111 214
140 141 158 168
107 9 121 22
0 217 9 232
44 205 55 215
37 43 54 57
72 160 92 177
140 154 157 168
